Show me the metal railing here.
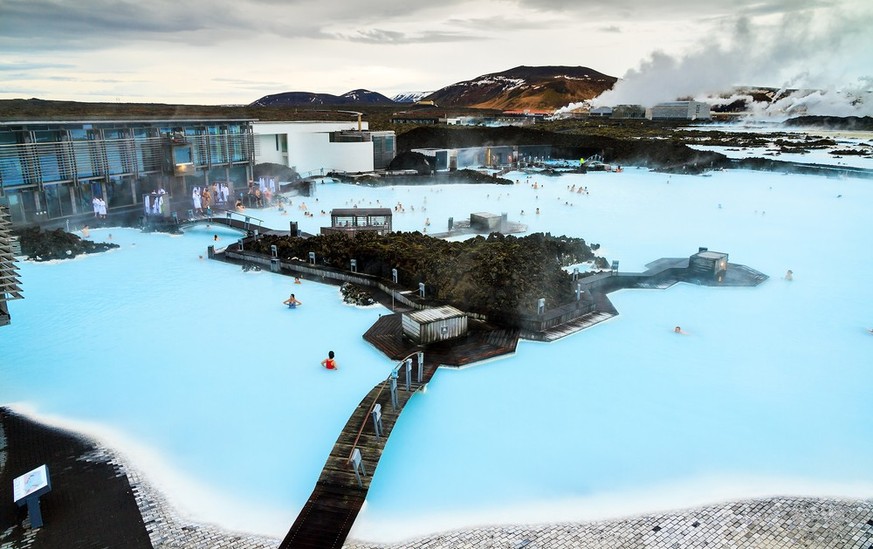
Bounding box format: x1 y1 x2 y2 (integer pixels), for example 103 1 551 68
346 351 426 465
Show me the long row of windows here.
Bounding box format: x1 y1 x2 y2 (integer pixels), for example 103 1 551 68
3 163 251 226
0 131 252 188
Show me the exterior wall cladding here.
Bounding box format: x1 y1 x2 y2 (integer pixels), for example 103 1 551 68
650 101 711 120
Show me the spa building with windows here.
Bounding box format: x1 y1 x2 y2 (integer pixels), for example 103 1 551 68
0 118 256 228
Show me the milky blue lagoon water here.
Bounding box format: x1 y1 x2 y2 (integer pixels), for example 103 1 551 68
2 168 872 541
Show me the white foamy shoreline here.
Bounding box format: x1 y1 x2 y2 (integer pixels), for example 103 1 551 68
5 404 872 547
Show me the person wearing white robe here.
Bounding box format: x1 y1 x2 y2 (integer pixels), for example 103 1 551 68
98 198 107 218
193 187 202 213
144 195 151 214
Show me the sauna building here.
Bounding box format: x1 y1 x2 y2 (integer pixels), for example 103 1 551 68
689 248 729 281
320 208 393 236
402 306 468 344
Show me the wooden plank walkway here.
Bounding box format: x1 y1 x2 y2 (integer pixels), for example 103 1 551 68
280 316 519 548
279 357 437 548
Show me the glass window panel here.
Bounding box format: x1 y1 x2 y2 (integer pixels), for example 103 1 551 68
107 175 133 208
72 142 97 178
173 146 192 165
36 143 63 182
0 155 25 187
5 188 38 224
43 183 73 218
105 140 126 175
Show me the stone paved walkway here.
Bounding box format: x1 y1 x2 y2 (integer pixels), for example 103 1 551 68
344 498 873 549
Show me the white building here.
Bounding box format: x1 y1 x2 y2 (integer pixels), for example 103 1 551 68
252 121 395 177
650 101 711 121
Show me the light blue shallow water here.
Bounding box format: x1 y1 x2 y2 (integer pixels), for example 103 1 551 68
2 168 872 540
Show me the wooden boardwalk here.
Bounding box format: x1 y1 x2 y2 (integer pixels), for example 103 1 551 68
279 317 519 548
278 358 432 548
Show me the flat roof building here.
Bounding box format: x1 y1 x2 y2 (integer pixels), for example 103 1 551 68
252 121 395 176
320 207 392 236
650 101 711 121
413 145 551 171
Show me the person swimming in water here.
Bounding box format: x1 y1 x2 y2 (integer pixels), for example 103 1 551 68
283 293 302 308
321 351 337 370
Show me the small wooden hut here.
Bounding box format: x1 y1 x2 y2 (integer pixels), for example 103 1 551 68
689 248 728 280
402 306 468 344
470 212 502 232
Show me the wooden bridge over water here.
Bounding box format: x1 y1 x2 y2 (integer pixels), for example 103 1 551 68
279 316 519 548
174 209 276 235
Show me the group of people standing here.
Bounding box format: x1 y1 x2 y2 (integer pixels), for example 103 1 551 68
246 179 276 208
192 183 232 214
92 196 107 219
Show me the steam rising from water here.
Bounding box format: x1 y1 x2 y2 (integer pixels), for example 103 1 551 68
560 8 873 119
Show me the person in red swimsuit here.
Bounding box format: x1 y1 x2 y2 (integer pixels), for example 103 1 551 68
321 351 337 370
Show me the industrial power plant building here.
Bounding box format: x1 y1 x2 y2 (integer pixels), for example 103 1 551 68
650 101 712 120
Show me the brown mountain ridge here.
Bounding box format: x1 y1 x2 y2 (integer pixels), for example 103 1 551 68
244 65 617 111
423 65 617 111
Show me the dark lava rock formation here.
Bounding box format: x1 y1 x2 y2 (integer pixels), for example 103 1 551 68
397 126 731 174
17 227 119 261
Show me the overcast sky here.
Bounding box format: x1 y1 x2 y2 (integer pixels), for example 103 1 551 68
0 0 870 105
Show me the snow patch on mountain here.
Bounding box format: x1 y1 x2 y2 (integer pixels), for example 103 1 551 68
392 91 433 103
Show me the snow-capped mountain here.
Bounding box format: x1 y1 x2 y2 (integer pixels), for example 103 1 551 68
391 91 434 103
426 66 617 111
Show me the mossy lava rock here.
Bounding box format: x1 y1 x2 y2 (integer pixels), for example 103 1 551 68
340 283 375 306
18 227 119 261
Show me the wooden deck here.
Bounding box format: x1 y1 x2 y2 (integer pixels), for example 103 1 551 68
363 313 520 366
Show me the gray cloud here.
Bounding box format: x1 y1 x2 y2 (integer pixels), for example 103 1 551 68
210 77 293 91
512 0 834 19
446 15 564 31
6 0 830 55
0 0 207 37
330 28 481 44
0 61 76 71
1 0 865 105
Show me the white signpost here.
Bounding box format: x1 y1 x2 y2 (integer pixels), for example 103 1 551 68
13 464 51 528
